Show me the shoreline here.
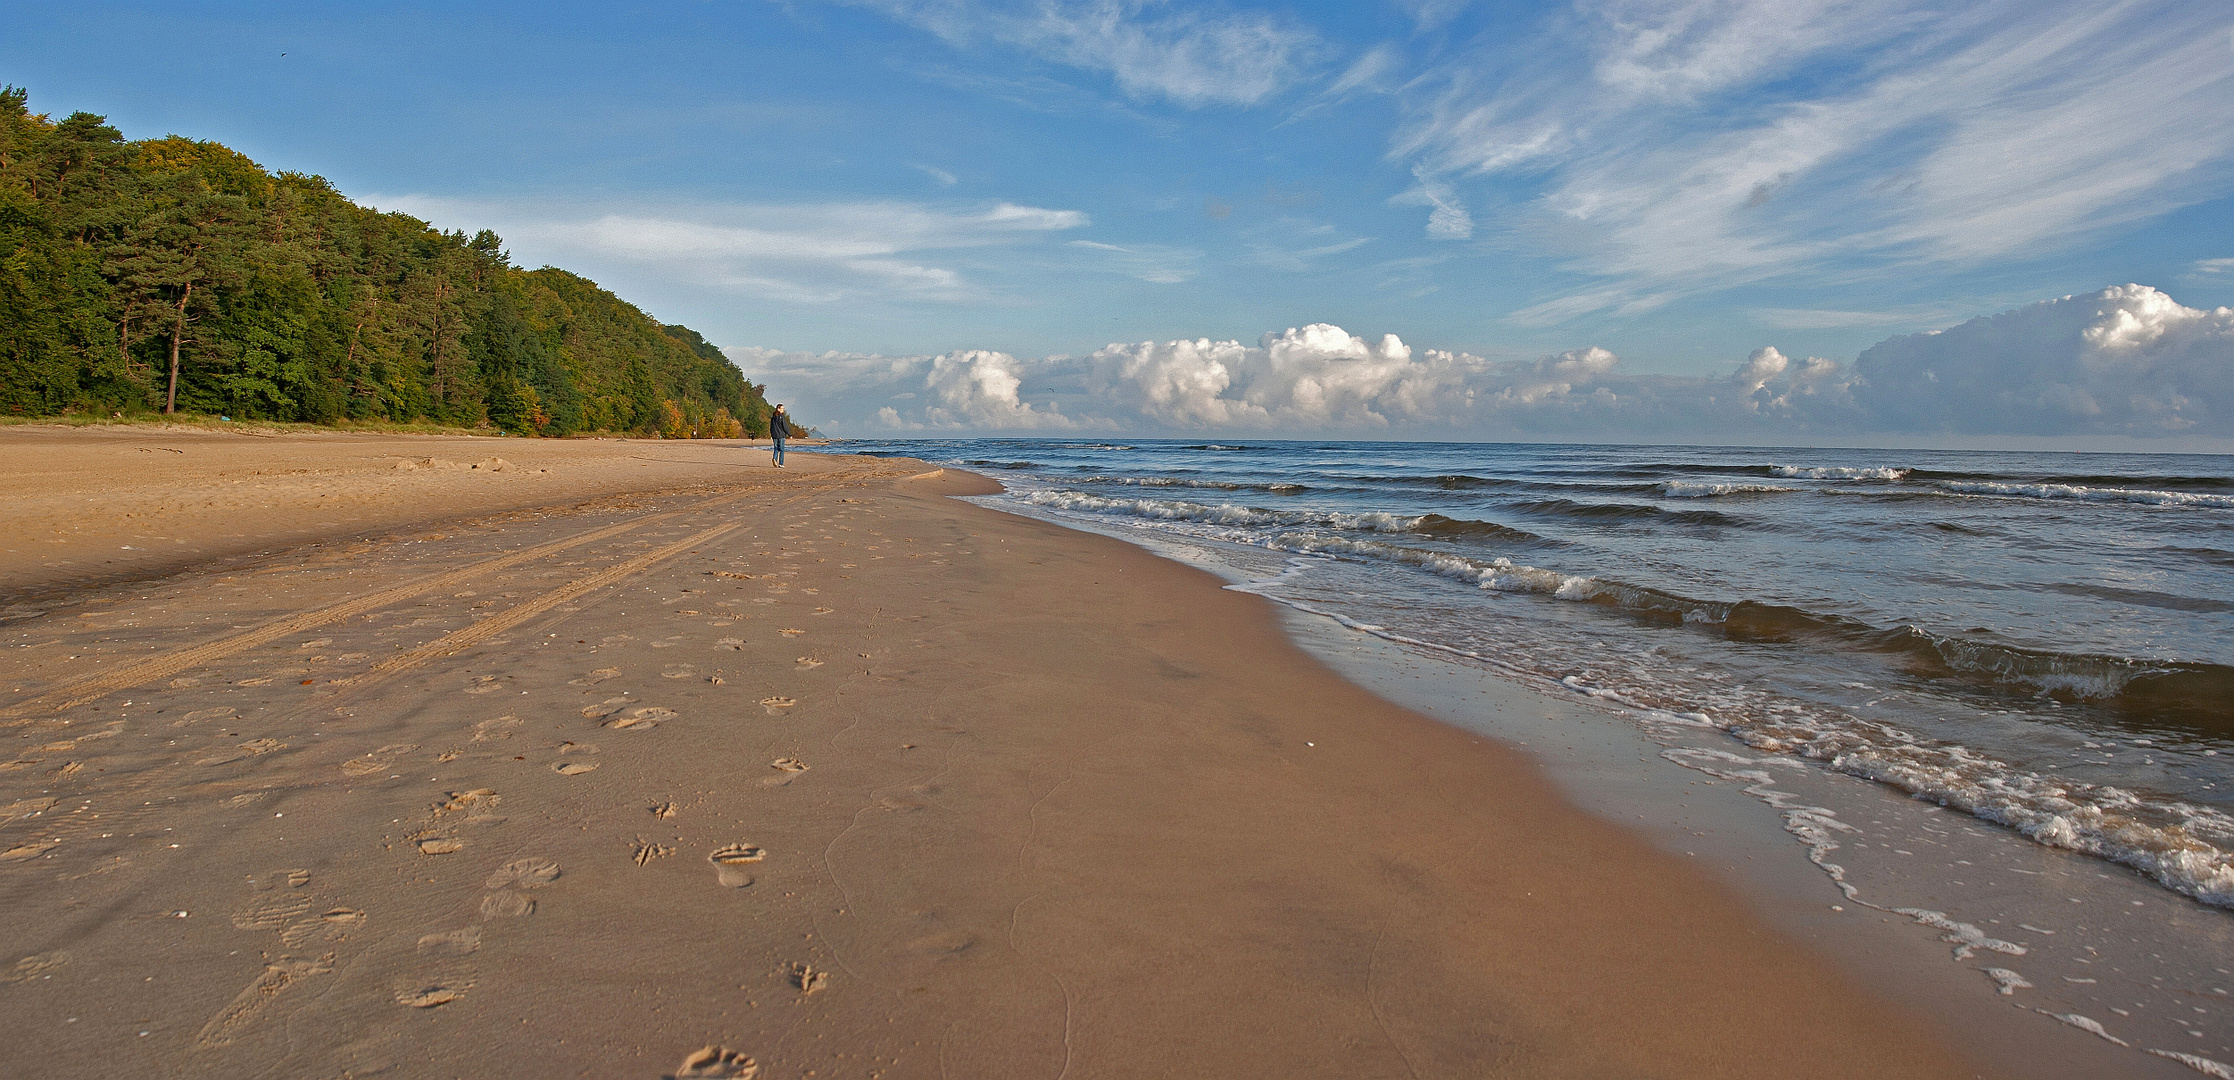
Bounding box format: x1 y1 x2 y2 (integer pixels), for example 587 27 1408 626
3 429 2008 1076
967 482 2224 1079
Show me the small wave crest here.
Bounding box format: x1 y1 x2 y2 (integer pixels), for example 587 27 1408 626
1513 498 1748 528
1771 465 1910 480
1662 481 1799 498
1074 475 1310 494
1020 490 1542 544
1935 481 2234 508
1021 490 1420 533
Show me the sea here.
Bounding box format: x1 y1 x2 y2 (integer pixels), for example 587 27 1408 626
847 437 2234 1067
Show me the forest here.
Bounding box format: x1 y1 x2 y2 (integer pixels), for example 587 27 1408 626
0 86 774 438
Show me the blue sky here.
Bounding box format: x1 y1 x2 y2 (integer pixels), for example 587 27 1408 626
10 1 2234 442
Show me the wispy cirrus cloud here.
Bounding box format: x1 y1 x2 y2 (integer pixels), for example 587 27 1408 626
844 0 1325 106
365 195 1087 304
1388 0 2234 323
1068 239 1201 284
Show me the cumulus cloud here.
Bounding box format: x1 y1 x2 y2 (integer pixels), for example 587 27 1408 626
1851 284 2234 435
365 195 1086 304
848 0 1324 106
1389 0 2234 322
736 284 2234 441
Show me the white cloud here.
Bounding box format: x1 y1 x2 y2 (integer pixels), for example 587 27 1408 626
1391 0 2234 322
366 195 1086 304
2192 258 2234 276
851 0 1323 107
1851 284 2234 435
1242 218 1373 272
736 284 2234 440
1068 239 1200 283
922 349 1093 428
1389 169 1474 240
910 162 960 185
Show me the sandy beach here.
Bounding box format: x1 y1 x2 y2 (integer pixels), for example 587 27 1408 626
0 426 2011 1079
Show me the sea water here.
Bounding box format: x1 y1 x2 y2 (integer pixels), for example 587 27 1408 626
849 438 2234 1066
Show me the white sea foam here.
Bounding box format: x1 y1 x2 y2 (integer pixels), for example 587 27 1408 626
1661 481 1797 497
1020 490 1418 532
2149 1050 2234 1078
1248 534 2234 909
1936 481 2234 508
1004 463 2234 912
2035 1010 2129 1046
1772 465 1909 480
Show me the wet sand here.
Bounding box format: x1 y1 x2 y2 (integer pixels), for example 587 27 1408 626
0 427 1997 1078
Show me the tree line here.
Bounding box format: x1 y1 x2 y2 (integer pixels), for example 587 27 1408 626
0 86 775 438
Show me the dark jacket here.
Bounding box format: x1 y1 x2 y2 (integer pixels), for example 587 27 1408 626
769 412 792 439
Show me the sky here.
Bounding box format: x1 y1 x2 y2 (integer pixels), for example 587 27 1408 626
8 1 2233 445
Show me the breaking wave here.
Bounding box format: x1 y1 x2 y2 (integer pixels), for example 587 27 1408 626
1933 481 2234 508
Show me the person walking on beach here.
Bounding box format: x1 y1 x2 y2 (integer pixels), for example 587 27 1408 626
768 404 792 469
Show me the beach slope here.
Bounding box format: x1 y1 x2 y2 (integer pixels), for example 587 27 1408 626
0 430 1990 1078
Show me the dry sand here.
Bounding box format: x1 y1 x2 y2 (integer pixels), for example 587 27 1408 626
0 427 1998 1078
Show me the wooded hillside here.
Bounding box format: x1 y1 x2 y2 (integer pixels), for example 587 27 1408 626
0 87 773 437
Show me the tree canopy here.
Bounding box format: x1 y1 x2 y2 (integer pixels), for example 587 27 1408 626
0 86 772 437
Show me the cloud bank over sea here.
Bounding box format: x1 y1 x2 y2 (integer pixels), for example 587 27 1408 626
737 284 2234 445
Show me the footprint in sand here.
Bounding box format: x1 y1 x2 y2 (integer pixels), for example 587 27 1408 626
907 931 977 957
485 857 561 890
196 956 333 1049
416 838 466 855
471 716 522 743
394 983 466 1008
793 657 823 669
770 758 809 773
708 844 765 888
605 707 676 731
182 707 236 724
552 761 598 775
633 842 676 866
568 668 621 687
0 797 56 827
232 891 314 931
196 739 285 767
415 928 480 957
1 952 68 983
673 1046 759 1079
432 789 501 817
581 696 636 719
713 638 744 651
463 676 504 694
758 697 796 715
778 628 805 636
788 962 830 995
662 665 697 679
480 891 535 918
279 909 364 947
1 840 60 862
340 743 419 777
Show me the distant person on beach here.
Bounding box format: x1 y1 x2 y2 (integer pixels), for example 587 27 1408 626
769 404 792 468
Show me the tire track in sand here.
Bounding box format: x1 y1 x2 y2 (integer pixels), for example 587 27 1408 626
0 467 888 724
0 514 662 724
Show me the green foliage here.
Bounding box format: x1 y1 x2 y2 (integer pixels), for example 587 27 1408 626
0 86 770 435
